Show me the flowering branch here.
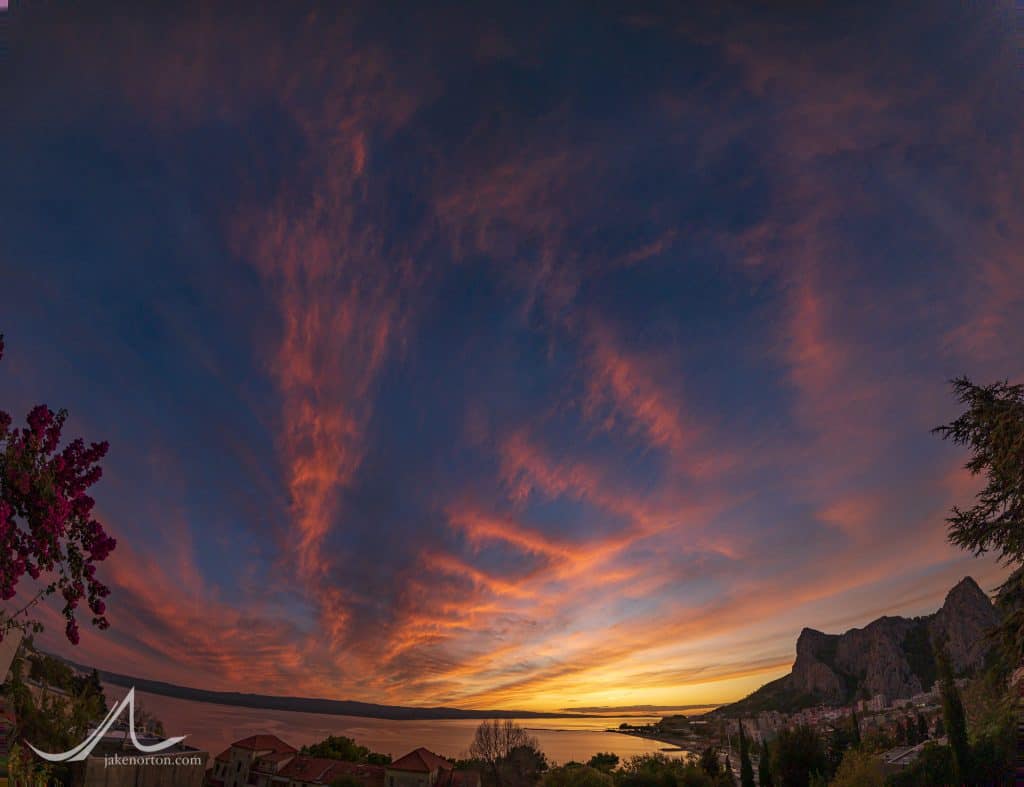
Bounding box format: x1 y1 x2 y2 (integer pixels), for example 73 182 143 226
0 334 116 644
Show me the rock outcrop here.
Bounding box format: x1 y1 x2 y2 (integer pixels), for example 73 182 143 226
719 576 999 714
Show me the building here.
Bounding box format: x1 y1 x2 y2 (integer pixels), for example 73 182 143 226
206 737 479 787
386 748 480 787
208 734 297 787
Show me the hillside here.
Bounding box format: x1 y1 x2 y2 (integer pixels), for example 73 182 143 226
716 577 999 716
53 660 589 721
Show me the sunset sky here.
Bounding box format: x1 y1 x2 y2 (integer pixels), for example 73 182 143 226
1 1 1021 712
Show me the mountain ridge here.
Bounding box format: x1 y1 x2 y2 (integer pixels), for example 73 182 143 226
49 659 593 720
714 576 999 716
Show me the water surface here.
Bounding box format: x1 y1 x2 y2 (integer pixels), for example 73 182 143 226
109 687 691 765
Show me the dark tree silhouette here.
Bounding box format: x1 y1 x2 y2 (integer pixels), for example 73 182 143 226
757 739 773 787
935 377 1024 663
936 645 969 783
738 722 755 787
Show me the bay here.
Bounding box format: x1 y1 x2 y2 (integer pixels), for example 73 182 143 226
107 686 691 765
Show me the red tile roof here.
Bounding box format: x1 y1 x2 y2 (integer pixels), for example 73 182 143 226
278 756 386 785
214 747 232 763
389 748 454 773
230 734 296 754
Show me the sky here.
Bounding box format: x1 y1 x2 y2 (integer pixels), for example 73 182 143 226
0 0 1021 712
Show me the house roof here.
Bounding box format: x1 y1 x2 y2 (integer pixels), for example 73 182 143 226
278 756 386 784
389 748 453 773
215 747 232 763
230 734 297 754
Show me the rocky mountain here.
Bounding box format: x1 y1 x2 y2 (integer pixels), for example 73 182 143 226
718 577 999 715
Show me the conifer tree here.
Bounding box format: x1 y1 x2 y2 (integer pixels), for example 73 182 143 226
936 644 969 782
738 722 755 787
757 740 773 787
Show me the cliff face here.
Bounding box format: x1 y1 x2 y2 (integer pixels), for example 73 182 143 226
721 577 999 714
928 576 1000 671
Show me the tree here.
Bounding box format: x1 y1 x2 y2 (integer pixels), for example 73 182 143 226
915 712 928 742
936 644 969 783
884 743 953 787
710 754 732 787
503 743 548 787
543 765 613 787
737 723 754 787
934 377 1024 663
7 742 55 787
616 753 713 787
587 753 618 773
0 335 116 644
757 740 772 787
829 748 884 787
301 734 391 764
697 746 719 777
469 720 541 787
770 726 826 787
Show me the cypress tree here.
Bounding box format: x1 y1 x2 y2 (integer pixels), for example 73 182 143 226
936 644 970 782
738 722 755 787
758 739 773 787
850 710 861 748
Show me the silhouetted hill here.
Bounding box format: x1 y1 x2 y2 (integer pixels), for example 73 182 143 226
54 661 589 720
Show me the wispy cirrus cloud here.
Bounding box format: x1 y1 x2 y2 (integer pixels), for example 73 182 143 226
3 0 1020 713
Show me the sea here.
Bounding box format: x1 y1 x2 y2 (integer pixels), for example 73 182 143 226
104 686 697 765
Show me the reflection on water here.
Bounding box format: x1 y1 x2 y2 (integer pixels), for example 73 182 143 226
109 687 691 765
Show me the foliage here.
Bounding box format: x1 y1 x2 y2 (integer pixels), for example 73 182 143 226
0 335 116 644
935 645 969 782
7 742 55 787
301 734 391 764
503 744 549 787
914 712 927 743
5 654 105 750
587 753 619 773
934 377 1024 563
614 753 716 787
995 565 1024 668
849 711 860 749
829 749 884 787
2 656 106 786
697 747 718 777
962 651 1016 783
770 725 827 787
935 377 1024 664
883 743 953 787
757 740 772 787
469 721 545 787
824 719 855 774
28 651 74 688
737 723 754 787
543 765 613 787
